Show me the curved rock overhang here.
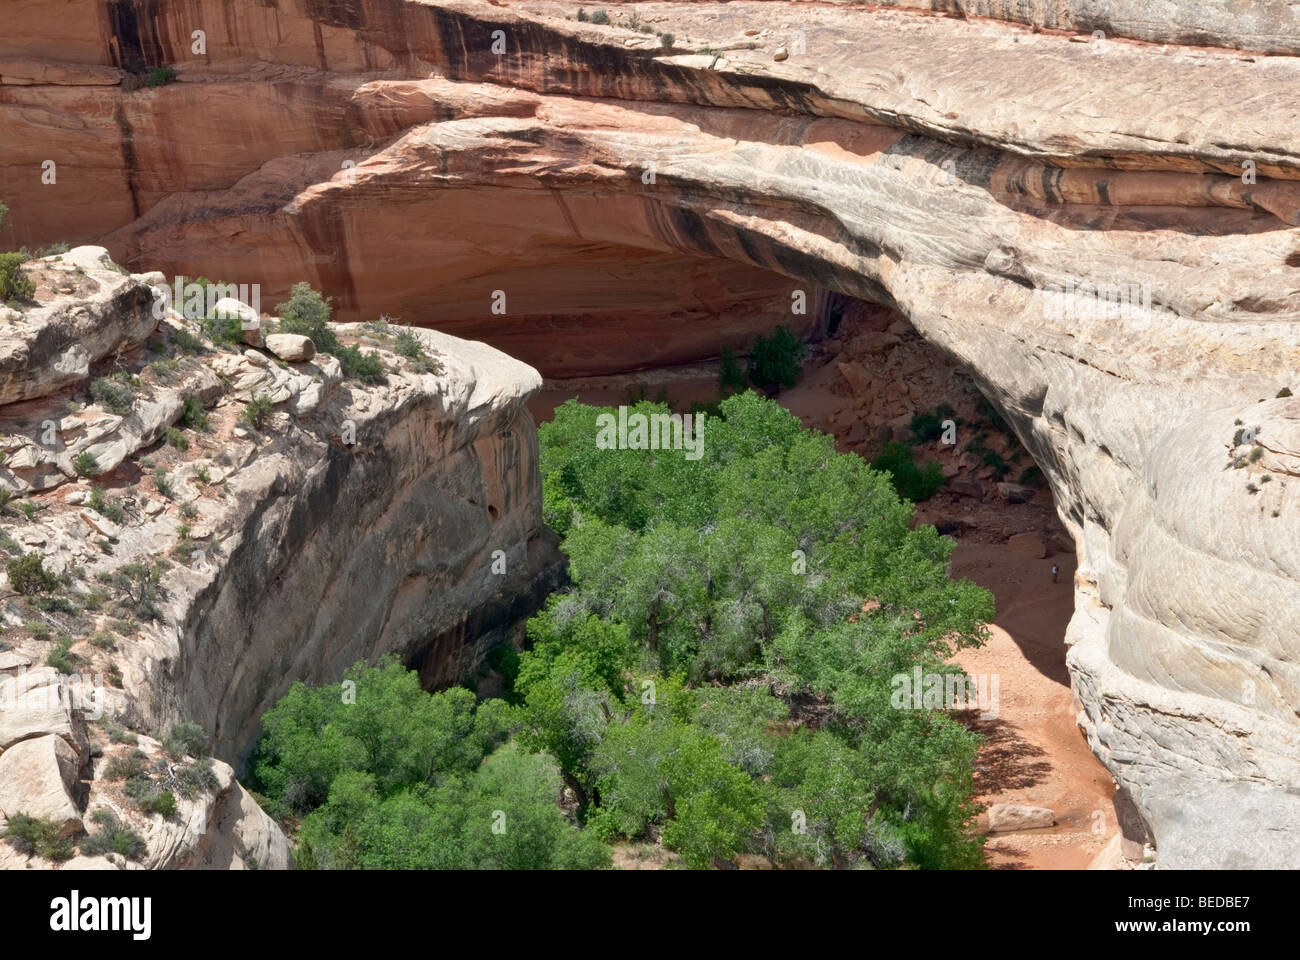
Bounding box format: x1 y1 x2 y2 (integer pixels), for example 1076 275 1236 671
3 0 1299 866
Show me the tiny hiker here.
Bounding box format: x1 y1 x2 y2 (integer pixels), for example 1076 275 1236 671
1051 563 1059 583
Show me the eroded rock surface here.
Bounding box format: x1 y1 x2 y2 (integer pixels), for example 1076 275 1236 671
0 252 558 868
3 1 1300 866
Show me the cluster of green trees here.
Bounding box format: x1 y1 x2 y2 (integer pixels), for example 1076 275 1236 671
251 392 993 869
249 660 608 869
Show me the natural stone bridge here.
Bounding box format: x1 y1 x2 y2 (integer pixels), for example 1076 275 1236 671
3 0 1299 867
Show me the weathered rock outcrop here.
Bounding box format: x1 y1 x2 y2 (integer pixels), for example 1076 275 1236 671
3 1 1300 866
0 251 559 867
0 667 290 870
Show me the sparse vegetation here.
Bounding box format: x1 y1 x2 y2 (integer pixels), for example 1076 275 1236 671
80 809 147 861
72 451 99 477
165 426 189 451
0 251 35 305
152 467 174 499
163 721 207 760
241 393 274 430
394 326 444 375
106 561 165 622
6 552 56 595
89 374 135 415
3 813 75 862
335 344 384 383
45 633 76 674
145 66 178 87
88 486 125 524
747 325 805 392
871 440 947 502
178 394 209 432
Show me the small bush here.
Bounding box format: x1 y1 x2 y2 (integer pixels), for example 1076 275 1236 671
141 789 176 818
748 326 805 392
179 394 208 431
26 620 50 641
1278 387 1293 398
88 486 125 524
0 252 35 304
39 242 71 257
90 631 116 650
46 634 76 674
276 283 339 354
72 451 99 477
981 448 1010 481
105 750 149 781
240 393 274 430
3 813 74 862
164 721 207 760
80 810 147 861
1250 446 1264 462
19 500 40 521
169 325 206 355
394 326 424 358
577 7 589 21
145 66 177 87
106 724 138 746
336 344 384 383
590 8 609 24
7 552 56 595
660 32 675 48
150 467 173 500
89 376 134 415
870 441 946 503
202 312 244 345
108 561 164 621
909 405 956 444
165 426 189 451
719 346 746 396
173 758 220 798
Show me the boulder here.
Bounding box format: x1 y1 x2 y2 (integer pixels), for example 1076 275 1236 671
996 482 1036 504
987 803 1055 833
264 333 316 363
210 298 260 333
79 509 121 540
0 735 83 836
0 668 90 758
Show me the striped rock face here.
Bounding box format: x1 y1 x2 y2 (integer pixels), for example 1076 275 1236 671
3 0 1300 866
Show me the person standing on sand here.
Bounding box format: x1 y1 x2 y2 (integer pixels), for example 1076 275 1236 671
1051 563 1059 583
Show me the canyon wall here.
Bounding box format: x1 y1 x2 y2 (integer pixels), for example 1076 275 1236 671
0 247 558 865
3 1 1300 866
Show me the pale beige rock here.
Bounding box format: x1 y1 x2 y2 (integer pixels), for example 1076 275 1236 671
987 803 1056 832
79 509 121 540
264 334 315 363
0 735 82 836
